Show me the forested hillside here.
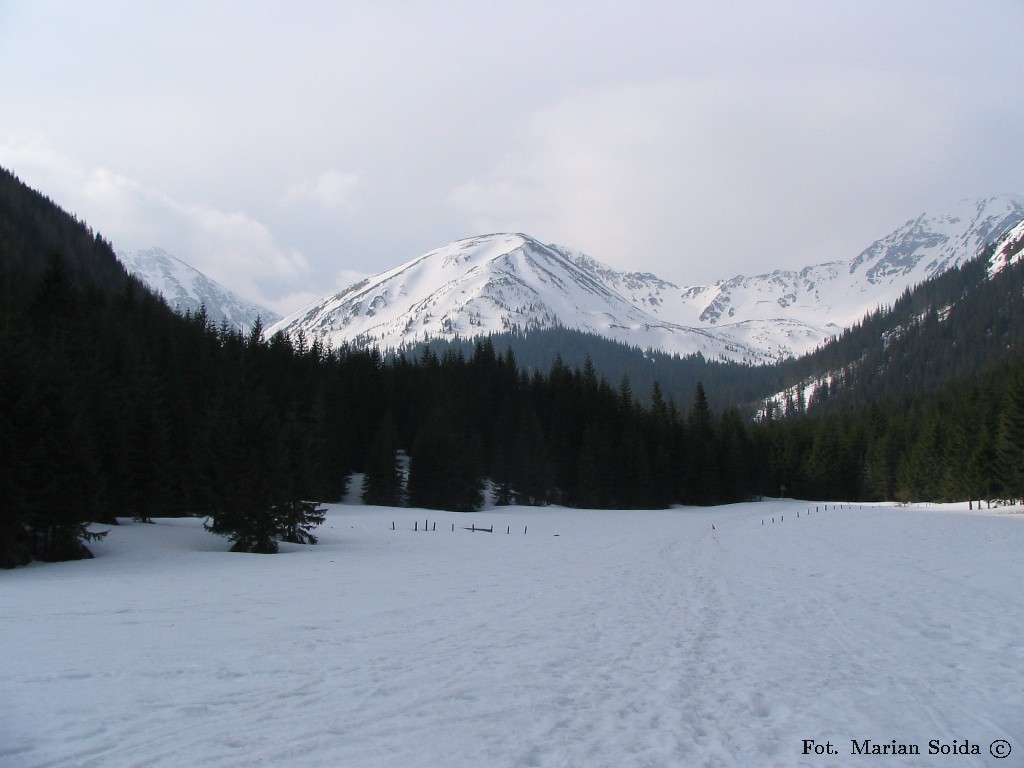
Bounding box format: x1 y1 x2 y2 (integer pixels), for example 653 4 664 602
770 247 1024 414
2 167 1023 568
401 328 783 412
0 167 132 296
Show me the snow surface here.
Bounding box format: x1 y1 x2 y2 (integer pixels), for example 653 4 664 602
988 219 1024 277
3 500 1022 767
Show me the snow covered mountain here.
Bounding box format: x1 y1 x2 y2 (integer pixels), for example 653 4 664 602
270 195 1024 363
574 194 1024 331
117 247 280 331
268 233 786 363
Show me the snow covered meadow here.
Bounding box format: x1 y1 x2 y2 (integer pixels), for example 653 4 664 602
2 499 1022 767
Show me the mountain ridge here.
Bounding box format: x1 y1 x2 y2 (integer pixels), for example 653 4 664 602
269 194 1024 363
269 232 790 363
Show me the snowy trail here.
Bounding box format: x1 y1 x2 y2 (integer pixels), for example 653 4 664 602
2 501 1022 767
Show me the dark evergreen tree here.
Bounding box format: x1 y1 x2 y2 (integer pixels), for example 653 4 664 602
18 357 107 561
277 500 327 545
995 372 1024 501
685 383 720 505
716 407 755 503
642 382 676 507
574 424 611 508
616 421 650 508
407 407 484 512
362 412 406 507
510 407 553 505
488 396 517 506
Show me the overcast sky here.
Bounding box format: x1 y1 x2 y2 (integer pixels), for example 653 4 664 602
2 1 1022 316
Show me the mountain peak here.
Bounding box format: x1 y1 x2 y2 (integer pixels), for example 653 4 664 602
118 247 280 331
269 229 682 352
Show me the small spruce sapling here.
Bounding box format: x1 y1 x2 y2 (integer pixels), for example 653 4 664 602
278 500 327 545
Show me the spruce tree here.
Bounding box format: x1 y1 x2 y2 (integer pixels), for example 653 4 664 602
995 373 1024 501
489 397 517 506
686 383 720 505
277 500 327 545
362 412 406 507
511 407 553 505
574 424 611 508
407 407 484 512
204 370 286 553
0 325 34 567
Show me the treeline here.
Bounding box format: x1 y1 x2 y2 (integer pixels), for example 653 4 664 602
402 327 782 412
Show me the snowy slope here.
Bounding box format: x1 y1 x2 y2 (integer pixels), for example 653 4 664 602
600 194 1024 332
987 217 1024 276
118 247 280 331
271 195 1023 363
2 501 1021 767
269 233 781 363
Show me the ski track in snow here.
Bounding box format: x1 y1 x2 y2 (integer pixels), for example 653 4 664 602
2 501 1022 767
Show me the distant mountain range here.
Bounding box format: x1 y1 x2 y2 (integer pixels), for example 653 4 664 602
116 247 279 331
111 199 1024 414
117 195 1024 364
268 195 1024 363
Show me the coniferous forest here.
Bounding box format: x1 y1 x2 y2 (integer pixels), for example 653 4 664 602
2 166 1024 567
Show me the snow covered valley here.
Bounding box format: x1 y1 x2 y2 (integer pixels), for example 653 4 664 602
2 500 1022 767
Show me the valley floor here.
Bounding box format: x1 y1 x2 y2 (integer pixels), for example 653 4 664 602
2 500 1022 767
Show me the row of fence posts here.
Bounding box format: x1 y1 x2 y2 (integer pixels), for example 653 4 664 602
392 519 528 534
762 503 863 525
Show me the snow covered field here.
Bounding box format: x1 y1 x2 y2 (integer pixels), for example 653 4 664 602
2 500 1022 768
